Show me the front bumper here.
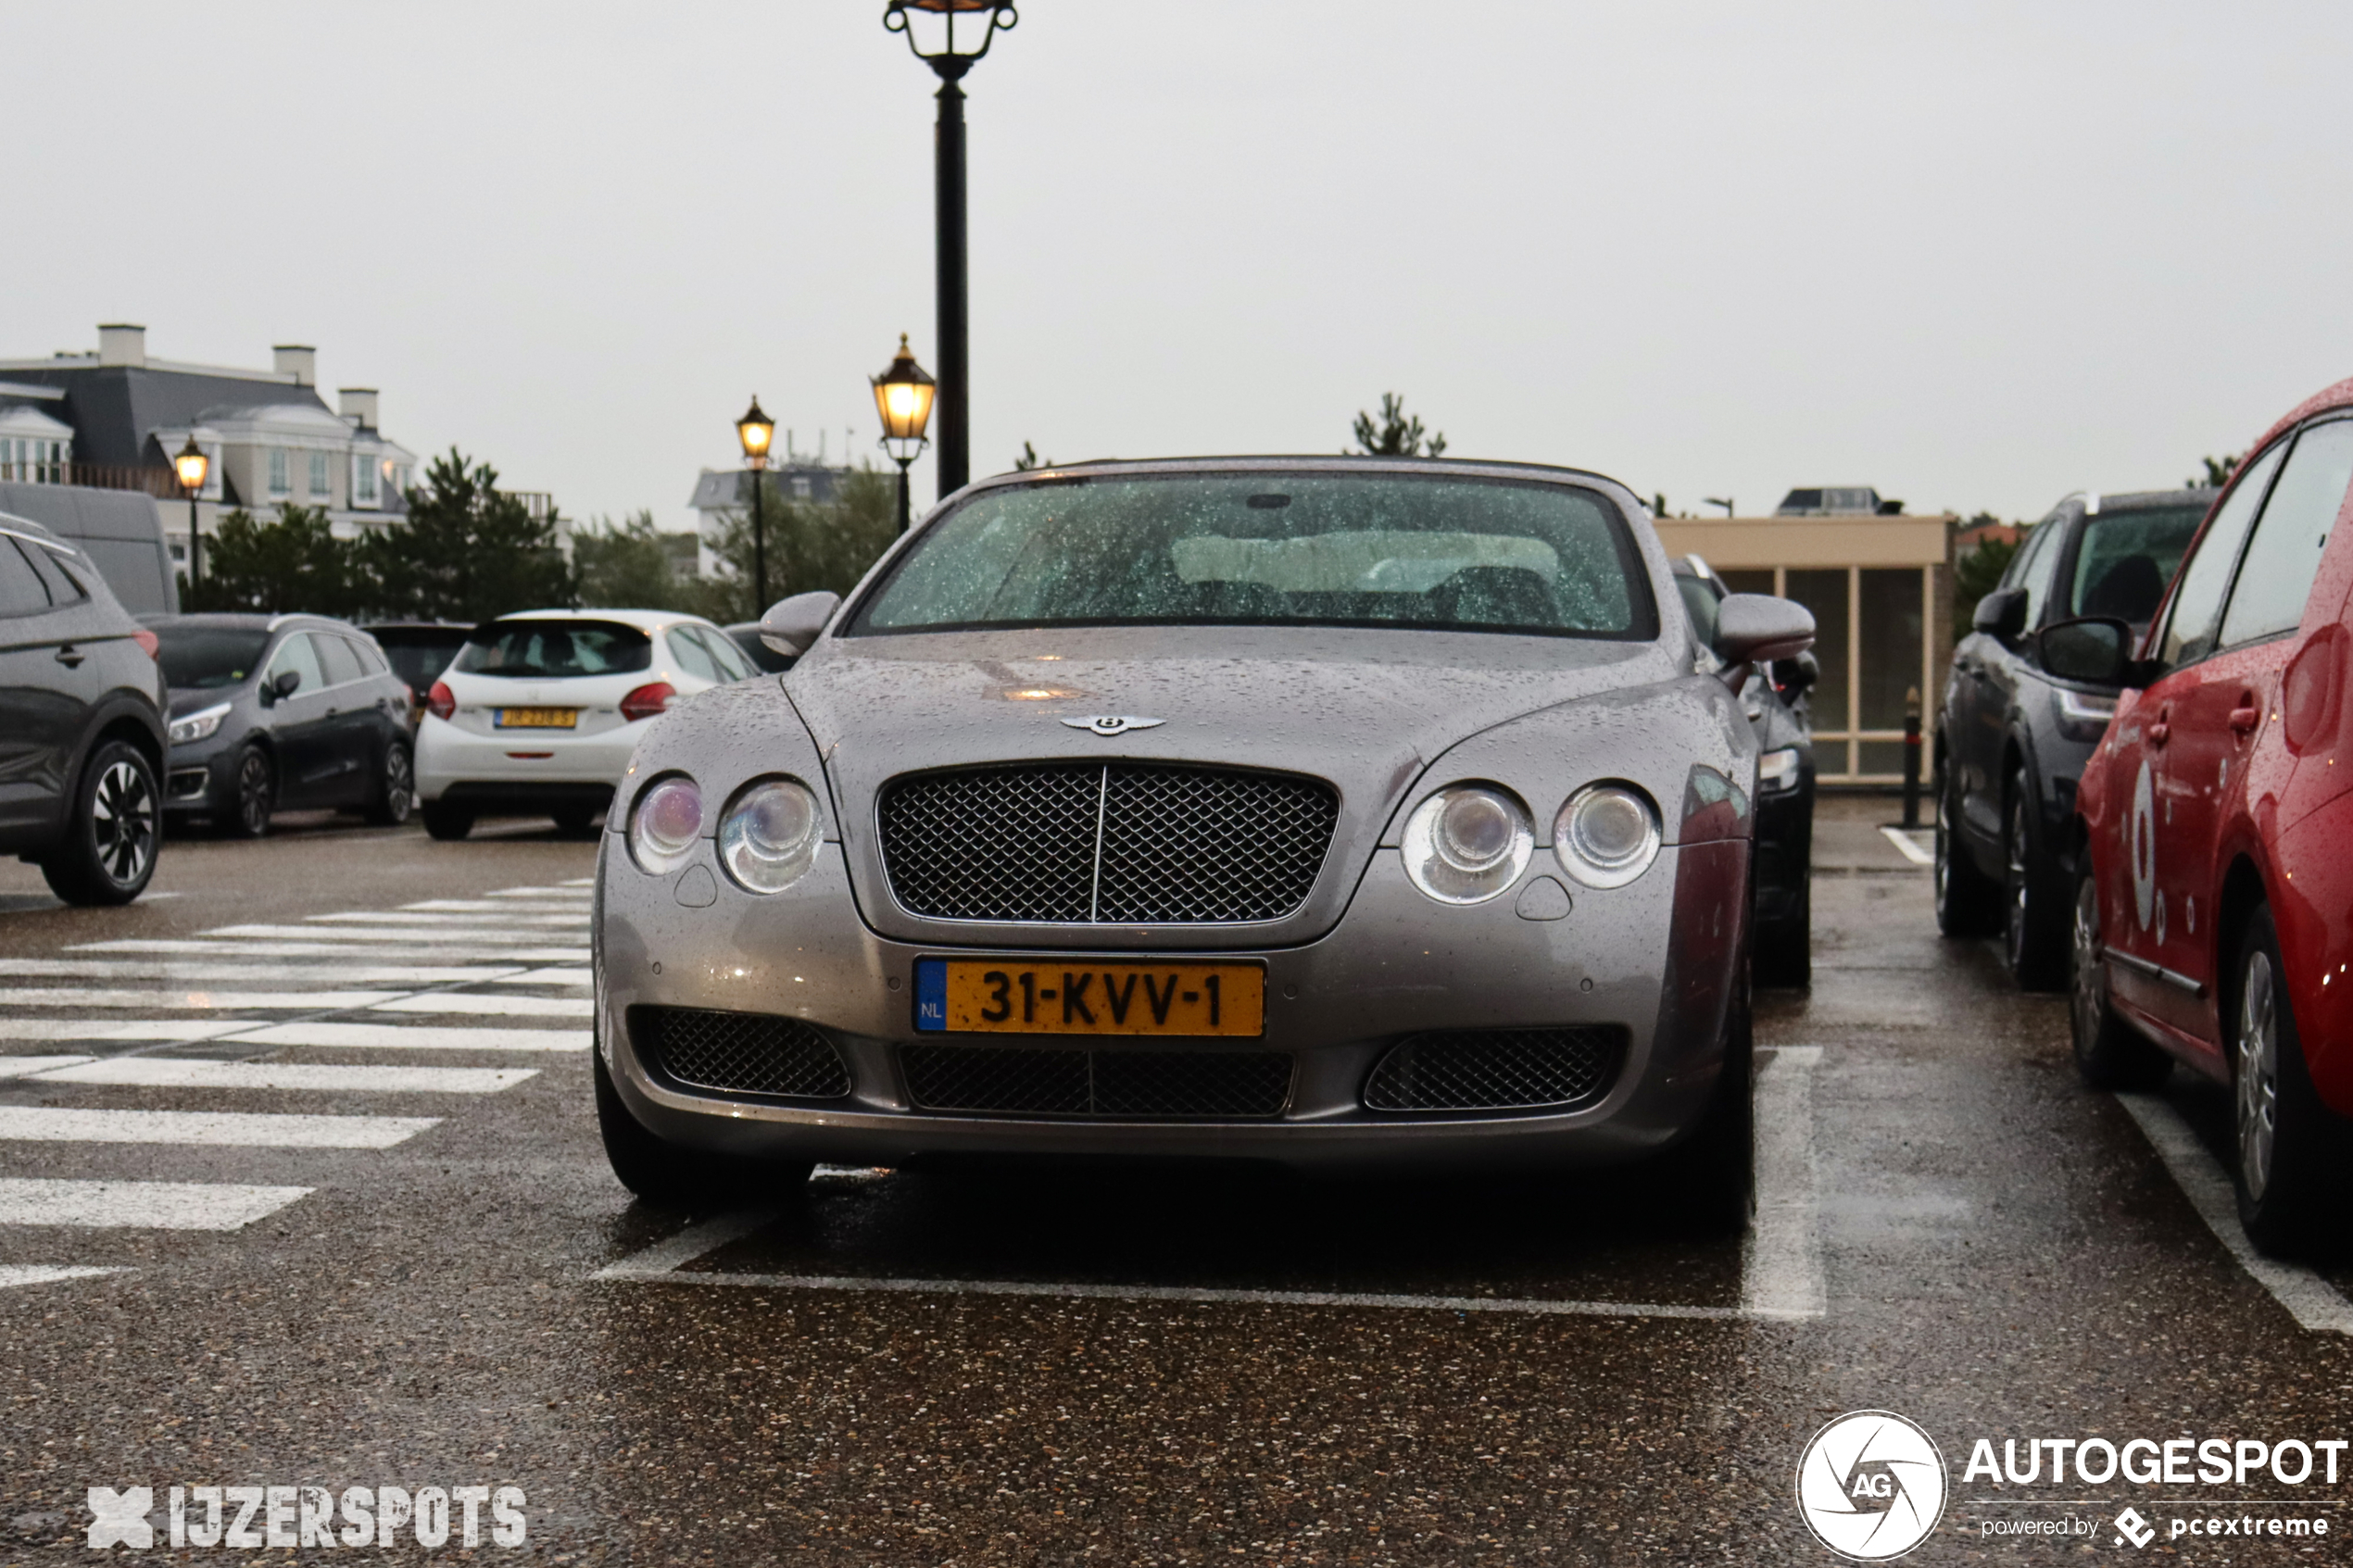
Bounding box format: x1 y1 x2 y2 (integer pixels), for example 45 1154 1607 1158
595 831 1749 1172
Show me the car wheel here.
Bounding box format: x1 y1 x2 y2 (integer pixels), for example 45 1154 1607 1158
365 739 415 827
2233 906 2331 1256
552 804 600 838
2068 864 2169 1090
1753 881 1811 989
219 745 274 839
2003 772 2069 990
421 800 474 842
593 1044 812 1208
1655 960 1754 1235
1933 757 2001 936
40 741 160 907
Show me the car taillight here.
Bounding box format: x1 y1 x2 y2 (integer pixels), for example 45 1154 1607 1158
131 629 159 660
620 682 675 723
427 681 457 722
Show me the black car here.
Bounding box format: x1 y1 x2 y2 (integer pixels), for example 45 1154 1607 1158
723 620 795 674
152 614 416 836
1672 555 1818 986
1935 487 2216 985
362 621 473 719
0 513 167 904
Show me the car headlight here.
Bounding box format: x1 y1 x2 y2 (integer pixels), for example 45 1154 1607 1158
1402 784 1534 904
718 777 822 894
628 774 703 875
1554 783 1661 889
167 702 231 746
1758 746 1803 794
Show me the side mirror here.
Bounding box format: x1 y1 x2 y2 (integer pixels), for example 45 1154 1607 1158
259 669 300 706
1715 594 1816 665
1772 651 1819 693
1972 586 2029 641
2038 616 2139 686
759 591 841 659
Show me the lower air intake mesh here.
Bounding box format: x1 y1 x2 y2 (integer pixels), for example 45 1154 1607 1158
1363 1026 1626 1113
900 1045 1293 1119
631 1005 851 1100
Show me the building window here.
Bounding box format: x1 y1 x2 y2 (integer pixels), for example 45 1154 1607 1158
269 448 290 498
4 438 71 483
353 453 379 508
791 475 813 500
308 450 330 500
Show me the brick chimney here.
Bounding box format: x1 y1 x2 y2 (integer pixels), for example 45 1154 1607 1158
272 345 316 385
338 387 380 430
96 324 146 368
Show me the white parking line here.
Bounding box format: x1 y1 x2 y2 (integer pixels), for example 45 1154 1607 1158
0 1178 310 1230
0 1055 95 1080
0 1106 439 1148
1878 826 1936 867
70 941 591 962
229 1022 589 1052
2115 1091 2353 1334
0 959 526 985
368 994 592 1018
0 988 402 1011
0 1264 129 1290
204 924 581 946
1743 1045 1827 1320
26 1060 537 1095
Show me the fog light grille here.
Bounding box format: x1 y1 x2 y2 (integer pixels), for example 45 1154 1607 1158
900 1045 1292 1118
1363 1026 1625 1113
631 1005 851 1100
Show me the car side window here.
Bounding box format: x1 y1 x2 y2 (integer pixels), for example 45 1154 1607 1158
696 625 755 682
347 636 390 676
2158 439 2288 667
2016 518 2066 630
665 627 718 681
264 632 327 696
0 538 56 616
314 632 365 687
19 542 88 606
2217 420 2353 650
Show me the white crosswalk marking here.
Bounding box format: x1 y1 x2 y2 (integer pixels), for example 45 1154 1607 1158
230 1022 590 1052
0 959 529 985
368 994 591 1018
0 988 403 1011
308 911 587 927
0 1178 311 1230
487 968 593 986
202 924 580 946
403 899 592 914
491 885 593 897
70 940 591 961
0 1055 95 1080
0 1106 438 1148
0 1019 263 1043
27 1060 537 1095
0 1263 128 1290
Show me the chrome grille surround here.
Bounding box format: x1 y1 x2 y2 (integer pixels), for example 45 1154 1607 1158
1363 1026 1626 1113
878 762 1339 925
631 1005 853 1101
900 1044 1295 1119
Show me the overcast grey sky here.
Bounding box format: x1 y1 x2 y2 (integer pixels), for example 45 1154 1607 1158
11 2 2350 526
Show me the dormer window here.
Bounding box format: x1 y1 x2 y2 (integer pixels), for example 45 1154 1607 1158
353 452 379 508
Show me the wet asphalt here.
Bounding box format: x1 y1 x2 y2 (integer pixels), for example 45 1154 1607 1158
2 800 2352 1564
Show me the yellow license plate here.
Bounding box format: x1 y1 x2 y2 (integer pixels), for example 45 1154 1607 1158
496 708 578 729
916 960 1265 1037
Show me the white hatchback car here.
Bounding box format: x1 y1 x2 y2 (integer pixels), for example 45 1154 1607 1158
415 608 760 840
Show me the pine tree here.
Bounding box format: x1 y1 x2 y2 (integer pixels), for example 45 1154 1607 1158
360 448 575 621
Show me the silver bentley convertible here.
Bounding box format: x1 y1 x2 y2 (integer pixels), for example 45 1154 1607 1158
591 458 1812 1212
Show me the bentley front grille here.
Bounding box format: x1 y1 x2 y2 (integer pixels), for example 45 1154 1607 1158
877 763 1339 924
631 1005 852 1101
900 1044 1295 1119
1362 1026 1627 1113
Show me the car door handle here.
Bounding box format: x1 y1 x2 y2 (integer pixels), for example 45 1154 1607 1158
2149 705 2171 747
2230 705 2262 735
53 645 83 668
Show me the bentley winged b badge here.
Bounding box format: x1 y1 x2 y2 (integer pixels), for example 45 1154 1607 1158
1062 715 1165 737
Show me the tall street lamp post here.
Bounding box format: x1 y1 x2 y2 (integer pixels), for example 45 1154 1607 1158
883 0 1016 502
736 396 776 611
173 436 210 589
871 334 937 533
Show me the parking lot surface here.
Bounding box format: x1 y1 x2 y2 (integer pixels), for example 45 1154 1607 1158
5 799 2353 1563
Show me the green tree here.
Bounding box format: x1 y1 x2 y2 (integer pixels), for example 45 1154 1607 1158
359 448 575 621
179 503 362 616
709 466 900 620
573 509 707 614
1013 441 1052 471
1954 516 2022 618
1350 393 1447 458
2192 453 2241 488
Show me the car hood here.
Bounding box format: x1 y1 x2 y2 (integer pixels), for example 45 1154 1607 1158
168 686 246 719
784 623 1692 947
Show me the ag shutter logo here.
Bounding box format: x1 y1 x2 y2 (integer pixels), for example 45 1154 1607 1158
1795 1411 1948 1561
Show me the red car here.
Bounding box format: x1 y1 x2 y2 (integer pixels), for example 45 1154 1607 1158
2051 376 2353 1252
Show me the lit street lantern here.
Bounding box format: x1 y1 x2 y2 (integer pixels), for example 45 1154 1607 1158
870 334 937 533
173 435 210 588
736 395 776 610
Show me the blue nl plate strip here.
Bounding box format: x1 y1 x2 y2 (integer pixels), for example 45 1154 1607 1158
913 959 947 1032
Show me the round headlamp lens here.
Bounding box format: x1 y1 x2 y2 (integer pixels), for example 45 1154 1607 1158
630 775 703 873
1402 784 1533 904
1554 784 1660 888
719 777 822 894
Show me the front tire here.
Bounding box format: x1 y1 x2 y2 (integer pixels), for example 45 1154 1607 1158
364 739 415 827
41 741 160 907
552 803 600 838
421 800 474 841
593 1047 812 1209
2003 772 2069 990
1753 880 1811 989
1934 755 2001 936
2233 906 2333 1256
219 745 274 839
2069 863 2169 1089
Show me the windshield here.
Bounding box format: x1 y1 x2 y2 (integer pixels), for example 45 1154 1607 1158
2069 505 2208 623
371 633 469 694
156 625 271 690
452 620 652 679
849 473 1655 640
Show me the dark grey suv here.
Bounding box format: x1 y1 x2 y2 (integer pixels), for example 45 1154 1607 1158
0 513 168 904
152 614 416 836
